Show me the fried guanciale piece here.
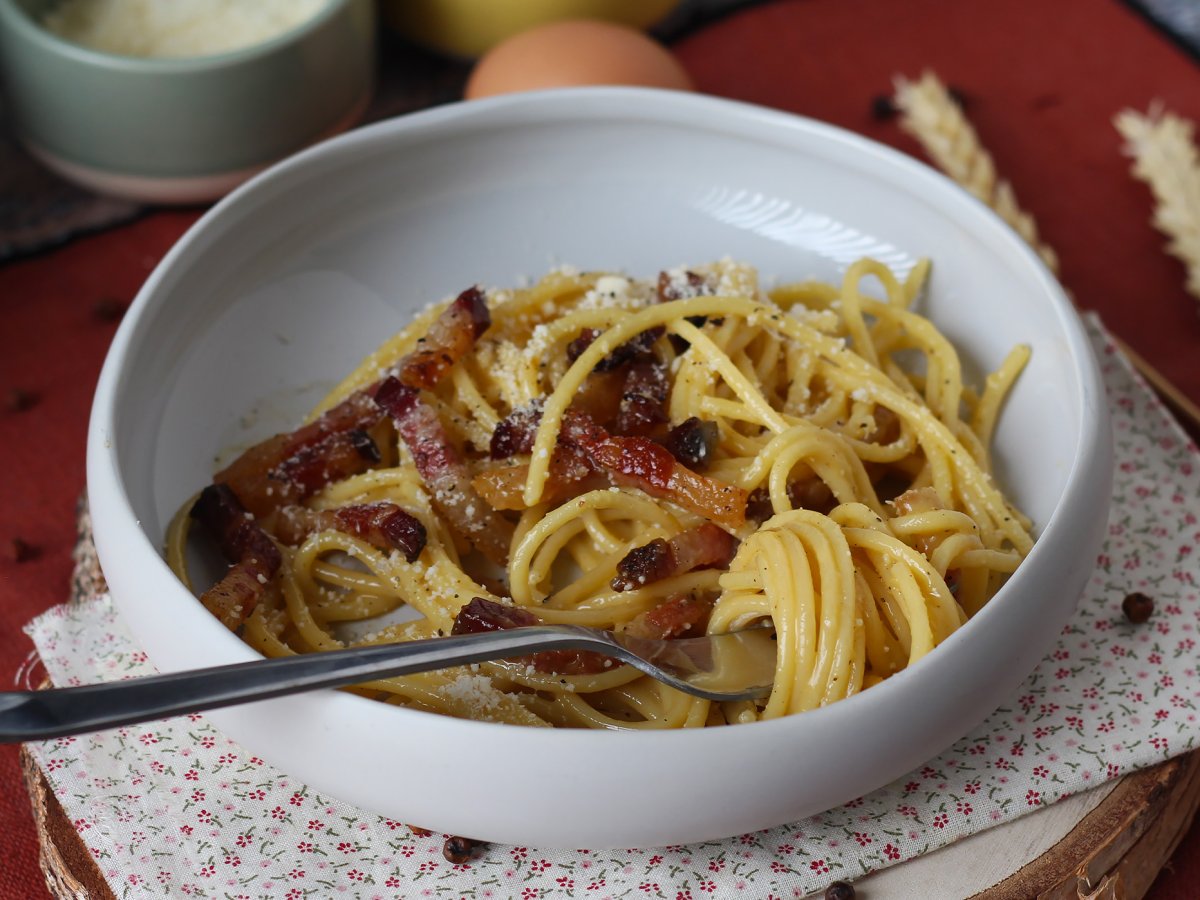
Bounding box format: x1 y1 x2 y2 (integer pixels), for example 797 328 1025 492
215 390 384 517
623 593 715 640
560 410 748 529
472 447 600 511
268 501 427 562
745 474 837 522
190 483 282 630
611 523 739 592
663 417 719 470
374 377 512 565
451 597 613 675
489 400 544 460
566 325 665 373
396 286 490 389
614 360 669 438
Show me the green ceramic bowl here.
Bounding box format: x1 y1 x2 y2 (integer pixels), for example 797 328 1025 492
0 0 376 203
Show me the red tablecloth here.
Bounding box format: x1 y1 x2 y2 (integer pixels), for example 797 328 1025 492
2 0 1198 896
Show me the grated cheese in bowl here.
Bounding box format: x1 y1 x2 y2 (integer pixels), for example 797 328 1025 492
41 0 329 59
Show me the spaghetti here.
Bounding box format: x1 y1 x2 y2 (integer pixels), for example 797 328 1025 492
167 257 1032 730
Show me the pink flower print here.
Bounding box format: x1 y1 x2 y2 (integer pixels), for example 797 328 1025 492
386 877 401 888
588 879 607 891
223 854 241 867
677 892 693 900
200 736 216 749
285 890 303 900
127 874 141 886
853 831 873 846
529 858 552 872
1161 675 1175 687
184 769 199 781
963 780 981 795
511 847 528 860
246 789 266 801
416 861 438 873
270 806 287 820
932 813 949 829
198 864 215 878
196 810 211 824
1032 766 1049 779
1151 736 1169 750
347 869 365 882
884 843 901 860
648 854 663 865
1026 790 1042 806
521 889 540 899
249 756 264 765
139 732 160 745
557 877 576 890
308 819 325 831
337 842 355 854
708 859 725 872
296 841 314 853
639 883 660 893
399 845 415 858
289 869 305 880
770 861 790 873
235 832 251 848
809 859 830 874
180 824 193 836
903 781 920 793
289 791 304 807
1156 709 1170 720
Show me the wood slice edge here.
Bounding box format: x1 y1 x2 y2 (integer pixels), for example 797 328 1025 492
973 750 1200 900
21 743 116 900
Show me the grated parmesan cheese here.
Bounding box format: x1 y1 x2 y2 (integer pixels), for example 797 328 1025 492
42 0 329 59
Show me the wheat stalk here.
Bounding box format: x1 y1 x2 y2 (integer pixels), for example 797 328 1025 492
1115 104 1200 303
892 71 1059 273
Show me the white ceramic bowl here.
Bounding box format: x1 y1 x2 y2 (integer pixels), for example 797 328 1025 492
88 88 1112 849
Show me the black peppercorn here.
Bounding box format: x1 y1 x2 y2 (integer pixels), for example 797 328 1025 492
1122 591 1154 624
442 834 484 864
8 537 37 563
4 388 37 413
92 296 128 322
870 94 897 120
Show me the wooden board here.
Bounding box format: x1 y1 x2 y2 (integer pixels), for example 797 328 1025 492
22 743 1200 900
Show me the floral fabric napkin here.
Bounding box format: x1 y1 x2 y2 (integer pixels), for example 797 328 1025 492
22 316 1200 899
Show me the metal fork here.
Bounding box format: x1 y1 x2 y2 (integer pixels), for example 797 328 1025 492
0 625 776 741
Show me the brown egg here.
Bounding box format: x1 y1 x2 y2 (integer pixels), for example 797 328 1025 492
465 19 692 100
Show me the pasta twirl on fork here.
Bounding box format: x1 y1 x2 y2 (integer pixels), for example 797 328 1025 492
167 257 1033 730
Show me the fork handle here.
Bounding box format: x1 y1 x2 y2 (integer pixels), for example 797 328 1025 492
1 625 613 743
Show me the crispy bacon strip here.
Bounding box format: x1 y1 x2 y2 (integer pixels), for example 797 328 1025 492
374 377 512 565
190 484 282 631
268 501 427 562
472 448 599 511
451 597 613 675
215 390 384 517
623 594 715 640
561 411 747 528
396 286 490 389
611 523 739 592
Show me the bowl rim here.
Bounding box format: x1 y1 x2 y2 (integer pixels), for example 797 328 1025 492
88 85 1112 750
0 0 354 71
